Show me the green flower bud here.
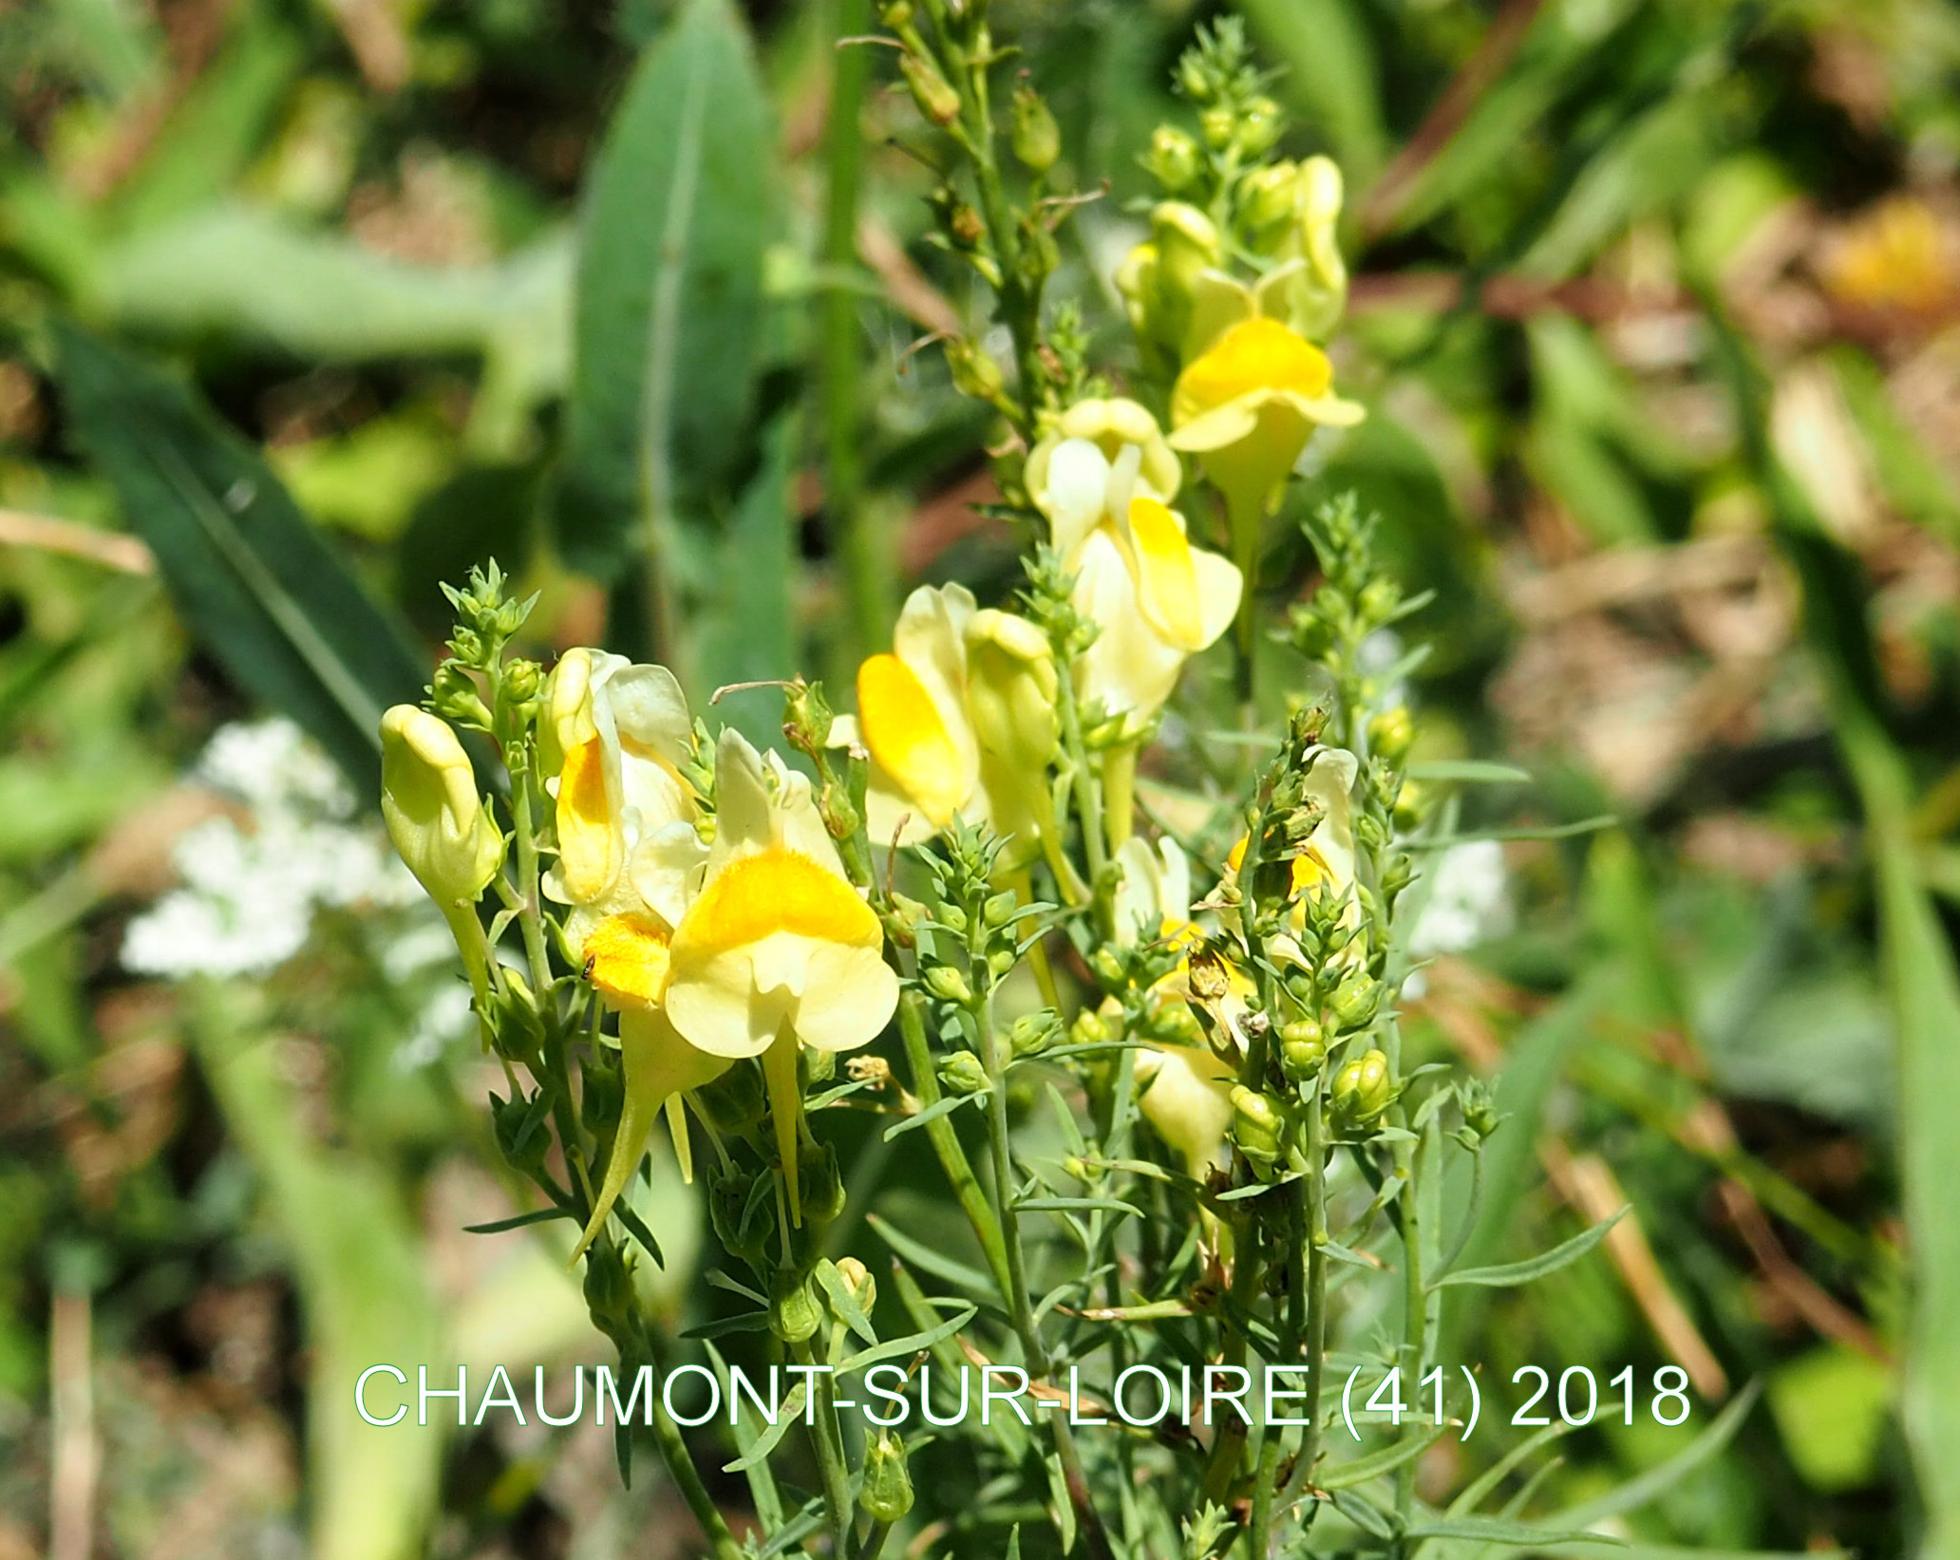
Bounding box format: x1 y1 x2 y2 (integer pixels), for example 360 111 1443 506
1241 161 1300 245
937 1050 990 1096
1461 1079 1500 1141
491 1091 550 1174
770 1266 822 1344
834 1255 878 1316
429 660 493 730
878 0 912 27
1393 779 1427 832
945 338 1003 401
579 1047 624 1137
380 706 504 907
1230 1085 1285 1167
1358 576 1402 624
1279 1017 1327 1079
581 1242 634 1337
1144 1001 1203 1048
710 1171 769 1261
986 946 1016 981
1010 1010 1060 1058
1088 946 1128 988
501 656 543 709
1237 96 1284 156
983 888 1019 929
1070 1007 1111 1047
1330 973 1380 1029
899 50 960 125
924 964 974 1005
1331 1048 1393 1125
1367 706 1415 765
1176 52 1212 103
1011 84 1061 173
801 1046 836 1087
860 1429 915 1522
800 1139 847 1226
1145 125 1201 192
1199 105 1236 151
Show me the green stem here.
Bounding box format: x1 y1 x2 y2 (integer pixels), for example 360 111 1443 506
796 1336 855 1557
646 1369 746 1560
1101 743 1137 859
1228 485 1265 713
896 990 1014 1296
1275 1085 1330 1519
971 958 1113 1560
822 0 885 665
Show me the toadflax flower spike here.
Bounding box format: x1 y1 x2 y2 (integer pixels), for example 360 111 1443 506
662 730 898 1224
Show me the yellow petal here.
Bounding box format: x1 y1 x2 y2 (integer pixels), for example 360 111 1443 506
556 735 622 902
583 911 673 1010
1171 316 1333 428
1126 496 1205 649
677 845 881 956
857 652 970 826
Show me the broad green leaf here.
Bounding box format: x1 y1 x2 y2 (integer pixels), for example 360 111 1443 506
1430 1207 1624 1290
53 321 428 790
553 0 774 584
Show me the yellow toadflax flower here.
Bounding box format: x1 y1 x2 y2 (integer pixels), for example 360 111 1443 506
541 648 698 957
1029 408 1242 730
381 705 504 908
1170 310 1364 537
832 584 1060 859
664 729 899 1222
1117 837 1237 1178
380 704 505 999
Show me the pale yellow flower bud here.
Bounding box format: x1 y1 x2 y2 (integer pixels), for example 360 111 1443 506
964 609 1059 773
380 705 503 907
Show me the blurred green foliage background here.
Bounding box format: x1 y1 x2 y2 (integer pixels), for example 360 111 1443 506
4 0 1959 1554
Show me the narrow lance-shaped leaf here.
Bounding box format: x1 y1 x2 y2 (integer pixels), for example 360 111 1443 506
54 320 427 791
1431 1207 1625 1291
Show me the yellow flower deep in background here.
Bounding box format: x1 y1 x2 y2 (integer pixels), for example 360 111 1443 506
1224 745 1362 966
832 585 1059 857
381 705 504 909
1031 419 1241 728
664 730 898 1220
1239 155 1349 340
1170 312 1364 530
1025 397 1182 507
1824 195 1954 315
541 648 698 958
1114 201 1224 369
1116 836 1238 1177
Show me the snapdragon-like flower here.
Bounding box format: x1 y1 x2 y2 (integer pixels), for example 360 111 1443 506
664 730 898 1221
833 584 1059 858
541 648 698 956
1117 837 1238 1177
1029 403 1241 729
1237 155 1349 340
381 705 504 909
1169 307 1364 532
